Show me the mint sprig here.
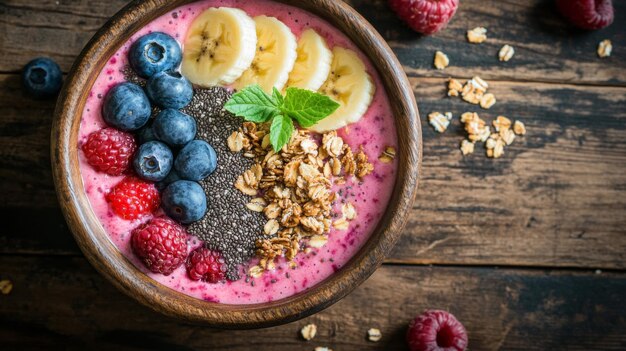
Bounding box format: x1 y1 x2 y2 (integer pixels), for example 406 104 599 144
224 85 340 151
222 85 280 123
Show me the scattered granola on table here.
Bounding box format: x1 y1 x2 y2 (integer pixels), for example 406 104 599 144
428 111 453 133
480 93 496 109
514 120 527 135
458 113 526 158
301 323 318 341
434 50 450 70
0 279 13 295
448 76 496 108
597 39 612 58
368 328 382 342
460 139 475 156
499 44 515 62
467 27 487 43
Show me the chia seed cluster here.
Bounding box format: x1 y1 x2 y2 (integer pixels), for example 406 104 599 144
182 87 266 280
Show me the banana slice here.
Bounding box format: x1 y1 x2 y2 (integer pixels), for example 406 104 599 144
286 29 333 91
181 7 257 87
310 47 375 133
233 16 297 92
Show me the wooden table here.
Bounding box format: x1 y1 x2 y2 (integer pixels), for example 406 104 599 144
2 0 625 349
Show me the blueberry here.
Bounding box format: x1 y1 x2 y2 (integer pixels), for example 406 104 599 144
133 141 173 181
137 120 157 144
153 109 197 148
174 140 217 181
162 180 207 224
22 57 63 99
102 82 151 131
146 70 193 109
156 169 181 191
129 32 182 78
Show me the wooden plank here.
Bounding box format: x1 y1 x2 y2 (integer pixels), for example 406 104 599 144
391 77 626 269
0 257 624 350
0 0 129 72
0 74 58 207
2 0 625 85
2 72 625 269
347 0 626 85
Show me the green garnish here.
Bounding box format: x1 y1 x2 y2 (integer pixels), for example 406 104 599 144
224 85 340 151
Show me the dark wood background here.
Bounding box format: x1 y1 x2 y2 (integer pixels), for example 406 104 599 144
1 0 625 350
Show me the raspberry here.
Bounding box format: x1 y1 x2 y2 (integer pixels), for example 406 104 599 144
406 310 468 351
106 177 160 220
388 0 459 35
131 217 188 275
556 0 614 30
82 128 136 176
185 247 226 283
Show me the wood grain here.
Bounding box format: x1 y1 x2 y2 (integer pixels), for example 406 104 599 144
2 76 625 268
1 257 625 350
2 0 625 85
350 0 626 86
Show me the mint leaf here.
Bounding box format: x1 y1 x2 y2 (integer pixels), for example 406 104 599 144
224 85 341 152
224 85 280 123
272 87 284 106
282 87 340 128
270 114 294 152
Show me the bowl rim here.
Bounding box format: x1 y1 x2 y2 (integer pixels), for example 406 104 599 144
51 0 421 328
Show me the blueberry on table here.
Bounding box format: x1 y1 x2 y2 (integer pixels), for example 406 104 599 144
162 180 207 224
129 32 182 78
146 70 193 109
153 109 197 148
133 141 174 182
102 82 151 131
22 57 63 99
174 140 217 181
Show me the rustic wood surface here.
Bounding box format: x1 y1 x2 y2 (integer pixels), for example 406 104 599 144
1 0 625 349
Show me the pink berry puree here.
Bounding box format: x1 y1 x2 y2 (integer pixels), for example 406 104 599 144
78 0 398 304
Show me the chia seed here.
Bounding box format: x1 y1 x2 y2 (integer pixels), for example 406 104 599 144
122 66 266 281
183 87 266 281
122 66 146 87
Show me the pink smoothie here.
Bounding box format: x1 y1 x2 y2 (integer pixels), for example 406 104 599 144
78 0 397 304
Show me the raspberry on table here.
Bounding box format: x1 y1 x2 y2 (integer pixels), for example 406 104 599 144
82 128 137 176
556 0 614 30
131 217 188 275
106 177 160 220
186 247 227 283
406 310 468 351
388 0 459 35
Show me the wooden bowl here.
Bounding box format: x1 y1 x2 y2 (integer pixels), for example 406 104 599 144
51 0 421 328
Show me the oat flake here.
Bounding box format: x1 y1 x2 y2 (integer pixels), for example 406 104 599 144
499 44 515 62
597 39 612 58
434 50 450 70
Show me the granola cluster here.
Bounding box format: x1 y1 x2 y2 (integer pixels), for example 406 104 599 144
227 122 374 276
448 76 496 109
460 113 526 158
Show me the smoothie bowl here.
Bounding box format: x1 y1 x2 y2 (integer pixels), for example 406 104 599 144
51 0 420 327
